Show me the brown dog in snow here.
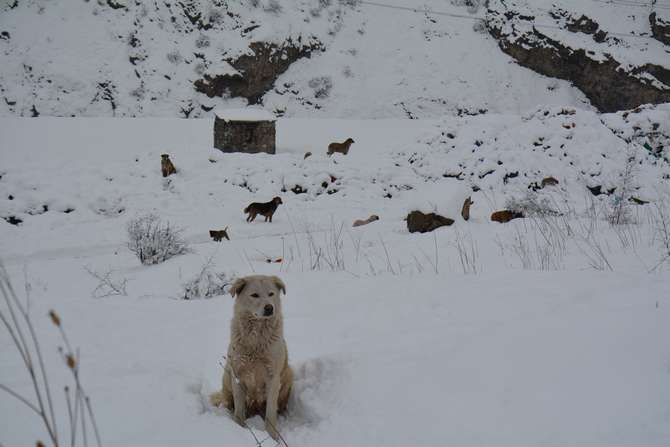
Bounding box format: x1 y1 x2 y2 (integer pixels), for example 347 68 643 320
244 197 283 223
161 154 176 177
491 209 524 223
327 138 354 156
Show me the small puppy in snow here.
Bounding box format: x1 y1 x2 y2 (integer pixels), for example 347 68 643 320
353 214 379 227
210 275 292 441
209 227 230 242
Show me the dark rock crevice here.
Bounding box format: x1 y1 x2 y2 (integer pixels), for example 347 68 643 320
486 10 670 112
194 40 322 104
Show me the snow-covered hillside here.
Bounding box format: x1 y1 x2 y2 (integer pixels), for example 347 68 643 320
1 109 670 445
0 0 594 118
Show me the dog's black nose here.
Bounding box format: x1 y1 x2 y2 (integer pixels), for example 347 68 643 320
263 304 274 316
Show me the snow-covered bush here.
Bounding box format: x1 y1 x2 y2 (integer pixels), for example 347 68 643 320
650 193 670 271
181 260 233 300
505 191 560 217
308 76 332 99
607 152 637 226
126 214 189 265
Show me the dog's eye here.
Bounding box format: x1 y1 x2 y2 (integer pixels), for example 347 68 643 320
268 292 274 297
251 293 260 298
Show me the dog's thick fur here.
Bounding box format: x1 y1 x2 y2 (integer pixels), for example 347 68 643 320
327 138 354 156
210 275 292 441
353 214 379 227
161 154 176 177
209 227 230 242
244 197 283 223
491 209 524 223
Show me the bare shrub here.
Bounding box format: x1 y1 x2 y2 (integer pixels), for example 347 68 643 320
84 266 128 298
452 228 480 274
649 195 670 271
608 151 637 225
308 76 333 99
166 50 182 65
195 34 210 48
510 224 532 270
573 216 613 271
0 265 101 446
472 19 487 33
126 214 189 265
181 257 233 300
505 191 560 217
304 220 345 272
264 0 282 13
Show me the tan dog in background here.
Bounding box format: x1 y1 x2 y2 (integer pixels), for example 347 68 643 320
353 214 379 227
327 137 354 156
210 275 292 441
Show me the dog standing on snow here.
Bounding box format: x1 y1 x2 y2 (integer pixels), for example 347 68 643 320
244 197 283 223
210 275 293 441
327 137 354 156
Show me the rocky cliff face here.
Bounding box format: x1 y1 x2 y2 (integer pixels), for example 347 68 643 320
194 40 322 105
486 1 670 113
1 0 668 118
0 0 339 117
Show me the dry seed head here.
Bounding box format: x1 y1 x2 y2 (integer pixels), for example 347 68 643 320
66 354 76 370
49 310 61 327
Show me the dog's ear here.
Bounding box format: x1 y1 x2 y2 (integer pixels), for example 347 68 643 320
230 277 247 298
271 276 286 295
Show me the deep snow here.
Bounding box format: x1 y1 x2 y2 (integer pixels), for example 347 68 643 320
1 114 670 446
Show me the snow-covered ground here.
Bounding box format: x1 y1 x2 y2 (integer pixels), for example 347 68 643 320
1 112 670 446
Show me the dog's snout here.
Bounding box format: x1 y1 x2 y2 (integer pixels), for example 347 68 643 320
263 304 274 316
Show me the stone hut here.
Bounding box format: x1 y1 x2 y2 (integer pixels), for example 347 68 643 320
214 108 276 154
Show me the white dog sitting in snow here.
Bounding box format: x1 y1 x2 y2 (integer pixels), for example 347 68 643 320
210 275 293 441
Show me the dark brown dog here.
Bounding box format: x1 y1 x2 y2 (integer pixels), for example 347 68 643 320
541 176 559 188
244 197 283 223
161 154 176 177
491 210 524 223
209 227 230 242
327 138 354 156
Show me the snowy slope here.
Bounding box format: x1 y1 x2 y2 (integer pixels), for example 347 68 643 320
0 0 593 118
1 112 670 445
